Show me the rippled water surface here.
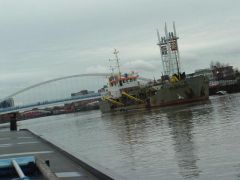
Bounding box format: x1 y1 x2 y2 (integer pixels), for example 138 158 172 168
20 93 240 179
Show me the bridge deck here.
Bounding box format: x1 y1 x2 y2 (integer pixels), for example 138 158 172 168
0 130 117 180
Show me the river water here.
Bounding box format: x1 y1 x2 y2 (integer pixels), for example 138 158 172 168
20 93 240 179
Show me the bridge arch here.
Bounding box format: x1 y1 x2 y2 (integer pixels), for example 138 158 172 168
2 73 110 101
1 73 151 102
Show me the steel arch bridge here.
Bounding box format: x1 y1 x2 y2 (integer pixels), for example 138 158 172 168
0 73 151 113
1 73 110 101
2 73 151 100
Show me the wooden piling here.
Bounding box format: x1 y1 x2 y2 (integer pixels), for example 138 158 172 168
10 112 17 131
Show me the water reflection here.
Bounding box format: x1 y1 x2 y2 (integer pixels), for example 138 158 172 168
106 111 148 154
214 95 235 122
103 103 213 178
106 111 147 144
19 94 240 179
167 108 200 178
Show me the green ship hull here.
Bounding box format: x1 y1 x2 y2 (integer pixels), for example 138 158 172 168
149 75 209 107
99 75 209 113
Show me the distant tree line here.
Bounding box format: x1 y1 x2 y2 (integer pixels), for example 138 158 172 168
210 61 229 69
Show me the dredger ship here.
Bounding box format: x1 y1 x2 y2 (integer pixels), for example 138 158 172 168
99 22 209 113
99 49 148 113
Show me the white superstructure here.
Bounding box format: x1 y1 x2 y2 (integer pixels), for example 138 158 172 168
104 49 141 99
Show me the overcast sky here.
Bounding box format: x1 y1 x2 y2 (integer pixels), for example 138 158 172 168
0 0 240 97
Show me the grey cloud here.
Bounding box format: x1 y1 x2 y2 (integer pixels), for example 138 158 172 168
123 59 161 72
0 0 240 97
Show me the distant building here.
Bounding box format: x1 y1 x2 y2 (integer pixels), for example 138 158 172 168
0 98 14 109
194 68 214 81
98 85 107 93
212 66 235 80
71 90 94 97
195 66 235 81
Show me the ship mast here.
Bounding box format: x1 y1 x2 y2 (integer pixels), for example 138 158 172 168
157 22 181 76
113 49 121 78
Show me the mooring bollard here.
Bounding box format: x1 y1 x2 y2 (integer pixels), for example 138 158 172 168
10 112 17 131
